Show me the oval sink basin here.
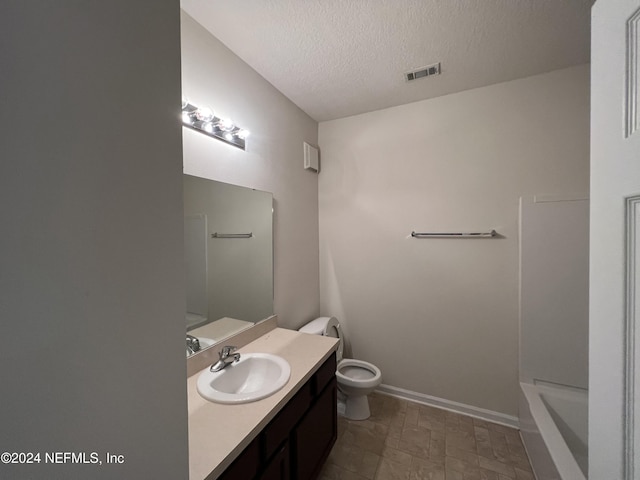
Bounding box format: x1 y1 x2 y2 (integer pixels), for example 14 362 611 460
197 353 291 404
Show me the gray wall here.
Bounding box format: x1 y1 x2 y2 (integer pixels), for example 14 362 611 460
0 2 188 478
181 11 320 329
318 65 590 416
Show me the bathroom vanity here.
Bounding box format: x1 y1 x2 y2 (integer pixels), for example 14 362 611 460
187 327 339 480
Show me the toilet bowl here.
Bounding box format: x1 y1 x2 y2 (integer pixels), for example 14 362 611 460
336 359 382 420
299 317 382 420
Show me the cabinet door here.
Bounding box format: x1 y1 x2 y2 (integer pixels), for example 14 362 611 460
293 378 337 480
262 381 312 460
259 443 290 480
217 438 260 480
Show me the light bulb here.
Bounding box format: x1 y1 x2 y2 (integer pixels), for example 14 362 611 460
219 118 235 132
182 112 193 124
224 132 234 141
203 122 213 133
237 129 250 140
196 107 214 123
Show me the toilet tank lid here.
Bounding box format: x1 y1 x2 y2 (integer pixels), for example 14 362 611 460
298 316 336 335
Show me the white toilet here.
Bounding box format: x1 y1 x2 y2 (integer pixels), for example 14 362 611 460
299 316 382 420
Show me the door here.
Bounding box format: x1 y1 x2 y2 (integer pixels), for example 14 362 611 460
591 0 640 478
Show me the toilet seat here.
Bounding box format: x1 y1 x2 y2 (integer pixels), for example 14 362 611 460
336 359 382 390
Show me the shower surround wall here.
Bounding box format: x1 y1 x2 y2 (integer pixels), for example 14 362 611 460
518 196 589 479
318 64 590 417
519 196 589 389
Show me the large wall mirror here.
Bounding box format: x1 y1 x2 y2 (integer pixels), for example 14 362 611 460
184 174 273 356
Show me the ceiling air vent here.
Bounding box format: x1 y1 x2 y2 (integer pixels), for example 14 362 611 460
405 63 441 82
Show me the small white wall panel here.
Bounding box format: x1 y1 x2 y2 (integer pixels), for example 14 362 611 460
304 142 319 172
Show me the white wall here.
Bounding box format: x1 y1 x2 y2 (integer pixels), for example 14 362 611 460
319 65 590 416
0 2 188 478
181 11 320 329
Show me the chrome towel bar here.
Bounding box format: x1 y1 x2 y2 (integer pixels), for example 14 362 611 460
411 230 497 238
211 232 253 238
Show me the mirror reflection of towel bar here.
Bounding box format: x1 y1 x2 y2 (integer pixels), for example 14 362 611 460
211 232 253 238
411 230 497 238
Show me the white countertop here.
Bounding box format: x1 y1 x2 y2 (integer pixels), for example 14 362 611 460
188 317 253 342
187 327 338 480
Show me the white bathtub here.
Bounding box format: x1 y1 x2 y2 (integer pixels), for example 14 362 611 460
519 381 588 480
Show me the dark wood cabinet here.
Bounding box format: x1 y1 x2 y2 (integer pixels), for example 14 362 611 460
260 443 290 480
263 382 312 461
216 435 260 480
217 353 337 480
293 378 337 479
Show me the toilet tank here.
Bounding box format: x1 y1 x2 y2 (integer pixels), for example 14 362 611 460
299 317 330 335
299 316 343 361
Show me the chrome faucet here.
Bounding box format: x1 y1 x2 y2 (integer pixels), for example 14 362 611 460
186 334 201 355
210 345 241 372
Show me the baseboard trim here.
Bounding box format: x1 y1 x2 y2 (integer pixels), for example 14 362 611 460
376 384 520 429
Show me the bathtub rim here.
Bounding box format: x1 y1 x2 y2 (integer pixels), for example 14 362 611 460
520 381 586 480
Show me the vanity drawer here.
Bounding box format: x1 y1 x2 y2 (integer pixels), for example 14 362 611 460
261 380 312 461
312 353 336 396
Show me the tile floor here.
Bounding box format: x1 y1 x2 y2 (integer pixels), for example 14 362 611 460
319 392 533 480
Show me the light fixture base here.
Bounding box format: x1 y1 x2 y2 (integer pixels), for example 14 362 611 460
182 102 247 150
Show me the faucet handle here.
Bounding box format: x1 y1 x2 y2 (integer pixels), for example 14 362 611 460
186 334 201 353
220 345 237 358
210 346 240 372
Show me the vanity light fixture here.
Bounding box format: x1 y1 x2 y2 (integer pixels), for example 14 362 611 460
181 97 250 150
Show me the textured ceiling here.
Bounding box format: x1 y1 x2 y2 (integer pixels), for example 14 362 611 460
181 0 592 122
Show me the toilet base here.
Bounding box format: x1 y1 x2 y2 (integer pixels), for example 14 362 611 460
343 393 371 421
